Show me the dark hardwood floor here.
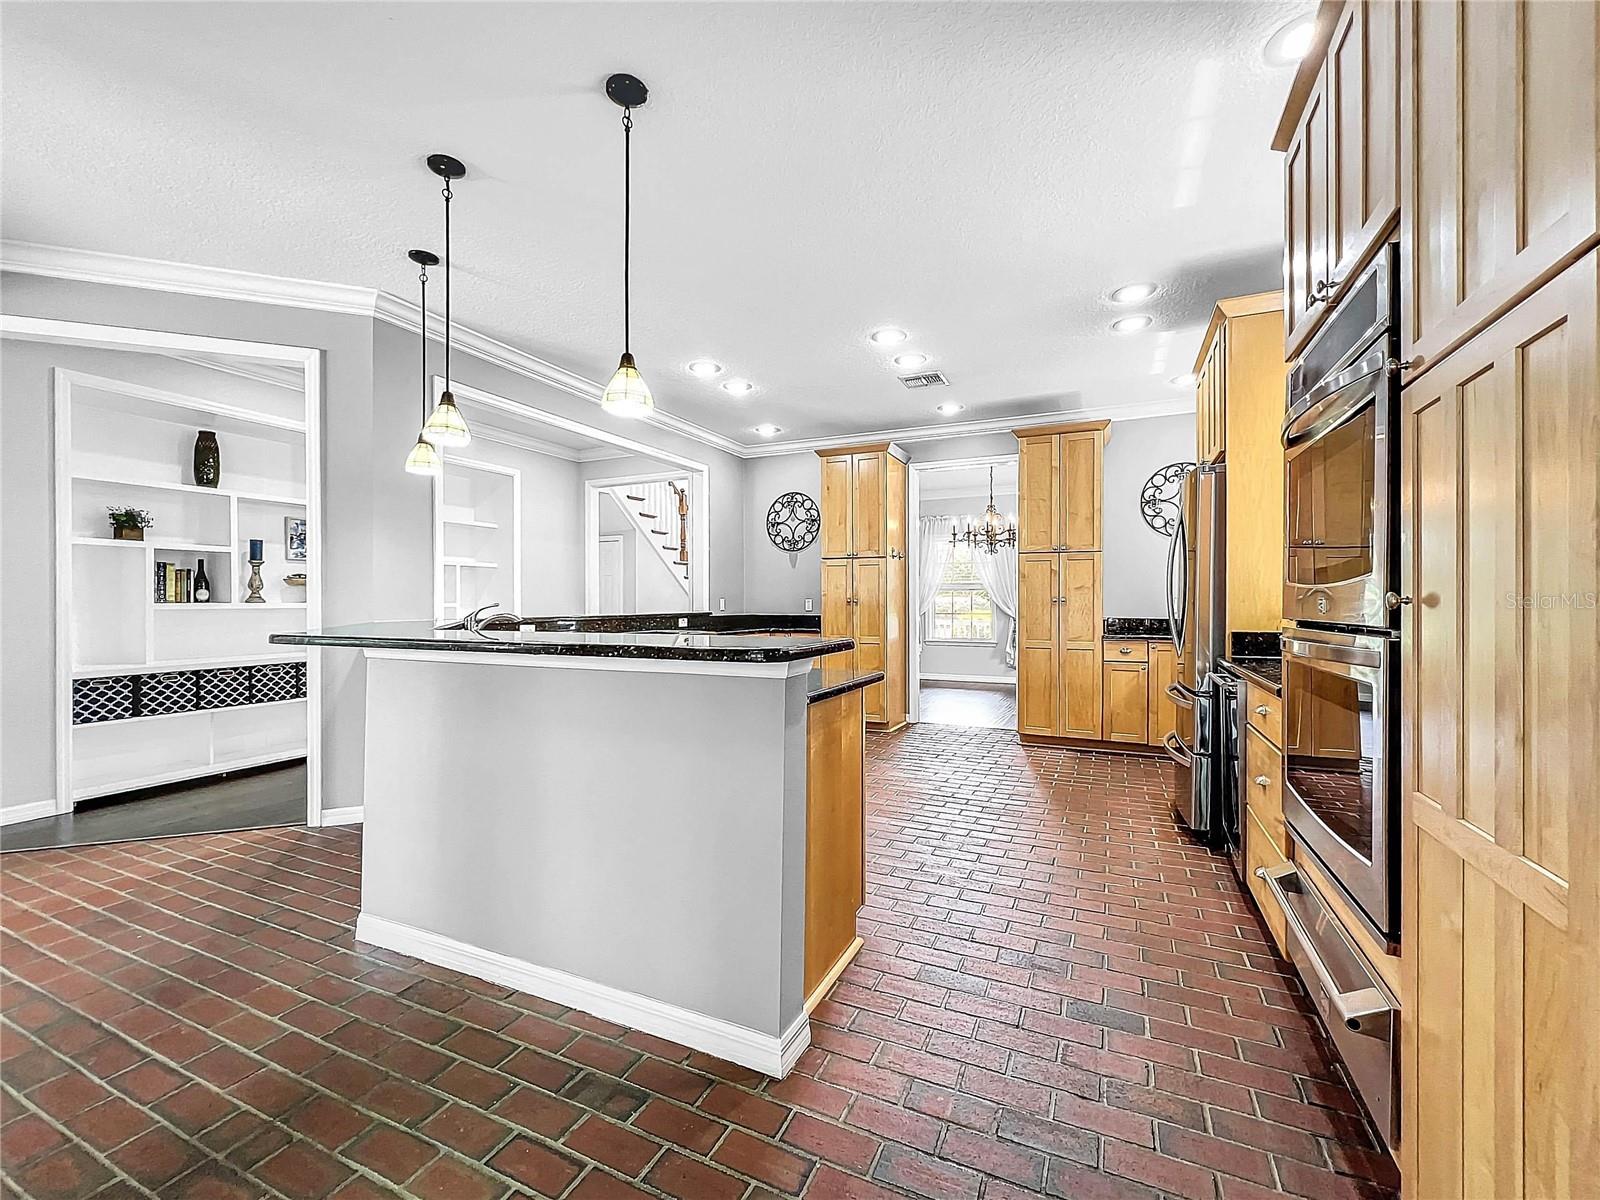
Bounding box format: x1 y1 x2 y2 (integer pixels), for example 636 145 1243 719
917 681 1018 729
0 762 306 853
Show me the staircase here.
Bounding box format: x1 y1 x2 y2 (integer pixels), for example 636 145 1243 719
603 479 690 594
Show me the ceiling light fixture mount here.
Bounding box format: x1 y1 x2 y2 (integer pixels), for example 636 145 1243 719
601 73 654 419
420 153 471 449
721 379 755 396
1170 372 1199 388
1112 315 1154 333
935 402 966 416
869 327 909 346
687 360 724 378
1264 15 1316 66
1109 282 1158 304
753 423 783 438
893 353 929 369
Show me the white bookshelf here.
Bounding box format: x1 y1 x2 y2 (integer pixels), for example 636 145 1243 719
56 369 313 803
434 458 521 621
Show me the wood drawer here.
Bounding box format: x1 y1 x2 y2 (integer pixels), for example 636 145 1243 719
1245 683 1282 747
1244 724 1288 858
1103 639 1148 663
1245 807 1290 957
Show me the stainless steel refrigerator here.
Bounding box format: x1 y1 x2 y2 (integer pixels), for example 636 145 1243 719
1163 463 1225 839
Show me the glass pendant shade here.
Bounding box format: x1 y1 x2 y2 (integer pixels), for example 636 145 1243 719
404 435 442 477
423 390 471 447
601 352 654 418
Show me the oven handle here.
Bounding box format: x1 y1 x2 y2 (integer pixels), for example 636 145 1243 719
1284 634 1386 671
1282 347 1386 449
1162 731 1192 767
1254 863 1395 1036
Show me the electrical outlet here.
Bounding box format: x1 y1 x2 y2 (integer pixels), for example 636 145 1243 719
719 598 726 611
804 597 813 612
678 616 688 628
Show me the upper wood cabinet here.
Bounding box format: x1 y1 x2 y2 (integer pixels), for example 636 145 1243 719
1399 248 1599 1199
817 446 902 560
817 444 908 729
1014 423 1106 551
1399 0 1598 374
1195 322 1227 463
1278 1 1402 359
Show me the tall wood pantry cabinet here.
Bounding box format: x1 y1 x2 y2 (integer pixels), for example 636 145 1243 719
1013 421 1107 743
816 443 909 730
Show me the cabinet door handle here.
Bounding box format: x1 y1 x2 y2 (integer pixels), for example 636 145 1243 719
1255 705 1270 716
1254 775 1271 787
1119 646 1133 655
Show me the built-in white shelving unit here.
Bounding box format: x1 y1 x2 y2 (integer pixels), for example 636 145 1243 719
57 369 314 802
434 457 521 621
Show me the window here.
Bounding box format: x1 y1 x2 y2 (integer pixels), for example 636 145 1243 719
926 542 995 642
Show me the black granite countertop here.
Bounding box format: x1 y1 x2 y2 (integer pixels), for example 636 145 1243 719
514 612 822 635
1104 617 1170 639
1221 656 1283 695
270 620 851 664
806 660 884 705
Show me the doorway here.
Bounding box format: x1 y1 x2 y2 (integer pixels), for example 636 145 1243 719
907 455 1019 729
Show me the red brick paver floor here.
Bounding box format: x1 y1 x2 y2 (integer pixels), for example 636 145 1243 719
1 725 1398 1199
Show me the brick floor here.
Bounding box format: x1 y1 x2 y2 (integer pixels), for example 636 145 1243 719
0 725 1399 1199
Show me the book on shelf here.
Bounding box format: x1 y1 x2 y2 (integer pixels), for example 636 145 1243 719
154 562 197 603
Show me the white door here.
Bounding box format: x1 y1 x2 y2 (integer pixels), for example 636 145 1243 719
597 536 625 614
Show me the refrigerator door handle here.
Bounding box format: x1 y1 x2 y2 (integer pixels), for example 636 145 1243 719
1162 731 1192 767
1167 503 1187 652
1166 682 1196 709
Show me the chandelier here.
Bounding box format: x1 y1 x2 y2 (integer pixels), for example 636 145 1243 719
951 466 1017 555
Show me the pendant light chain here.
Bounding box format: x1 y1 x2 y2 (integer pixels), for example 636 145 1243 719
622 107 633 354
441 179 453 393
418 263 430 426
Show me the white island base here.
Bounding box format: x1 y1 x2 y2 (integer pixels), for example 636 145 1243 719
353 648 821 1077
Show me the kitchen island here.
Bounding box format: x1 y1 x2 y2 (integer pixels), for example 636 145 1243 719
270 616 878 1078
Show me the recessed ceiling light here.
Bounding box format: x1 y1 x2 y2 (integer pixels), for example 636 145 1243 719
893 353 929 369
721 379 755 396
686 359 723 378
869 327 909 346
935 402 966 416
1169 372 1198 388
1264 14 1316 66
1112 315 1154 333
752 423 783 438
1109 282 1158 305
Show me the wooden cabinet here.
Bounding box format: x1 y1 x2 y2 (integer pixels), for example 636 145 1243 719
816 444 908 729
1015 424 1106 552
1147 641 1179 749
1244 721 1287 857
1101 659 1149 744
1278 1 1402 357
1191 293 1289 638
1399 0 1598 373
804 686 865 1007
1245 808 1291 956
1399 249 1599 1198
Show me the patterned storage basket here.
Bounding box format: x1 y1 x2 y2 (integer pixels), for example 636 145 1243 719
196 666 251 710
138 670 197 717
251 662 300 705
72 676 136 725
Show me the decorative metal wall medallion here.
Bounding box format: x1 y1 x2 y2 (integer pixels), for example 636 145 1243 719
1140 462 1194 536
766 491 820 551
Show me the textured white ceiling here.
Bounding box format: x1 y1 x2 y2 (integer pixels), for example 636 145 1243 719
2 1 1306 448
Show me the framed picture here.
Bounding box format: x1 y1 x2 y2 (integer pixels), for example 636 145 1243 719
285 517 308 561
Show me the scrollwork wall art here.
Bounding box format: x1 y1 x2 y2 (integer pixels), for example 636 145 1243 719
1140 462 1194 536
766 491 820 551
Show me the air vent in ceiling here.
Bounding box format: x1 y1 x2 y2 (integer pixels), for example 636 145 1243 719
899 372 949 388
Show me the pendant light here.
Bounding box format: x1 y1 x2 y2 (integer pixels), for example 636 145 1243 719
422 153 472 447
601 73 654 419
404 249 443 477
952 466 1018 555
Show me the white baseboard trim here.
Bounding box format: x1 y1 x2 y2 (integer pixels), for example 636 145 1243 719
0 800 59 827
355 912 811 1078
319 806 364 826
919 672 1016 685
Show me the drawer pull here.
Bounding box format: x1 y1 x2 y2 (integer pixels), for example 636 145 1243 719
1255 705 1270 716
1254 775 1271 787
1120 646 1133 655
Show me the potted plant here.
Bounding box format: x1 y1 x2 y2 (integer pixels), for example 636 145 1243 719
107 507 154 542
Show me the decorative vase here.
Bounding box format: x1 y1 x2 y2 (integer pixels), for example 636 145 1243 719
193 430 221 488
114 526 144 541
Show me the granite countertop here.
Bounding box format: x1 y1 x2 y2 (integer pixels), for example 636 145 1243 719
1104 616 1171 639
270 620 851 664
514 612 822 635
806 657 884 705
1222 656 1283 695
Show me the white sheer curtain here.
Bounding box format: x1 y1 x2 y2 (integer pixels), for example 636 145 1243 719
917 517 954 645
973 544 1019 667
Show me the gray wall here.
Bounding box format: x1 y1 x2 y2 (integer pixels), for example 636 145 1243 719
916 492 1017 681
744 453 823 615
0 272 751 817
1103 412 1194 621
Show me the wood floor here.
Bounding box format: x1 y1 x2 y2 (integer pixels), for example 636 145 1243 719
0 763 307 853
0 728 1397 1199
917 681 1017 729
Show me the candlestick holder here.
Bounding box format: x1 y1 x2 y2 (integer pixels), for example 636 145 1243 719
245 557 266 604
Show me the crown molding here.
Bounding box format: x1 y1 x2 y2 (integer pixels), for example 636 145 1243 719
741 395 1197 458
1 241 1195 462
